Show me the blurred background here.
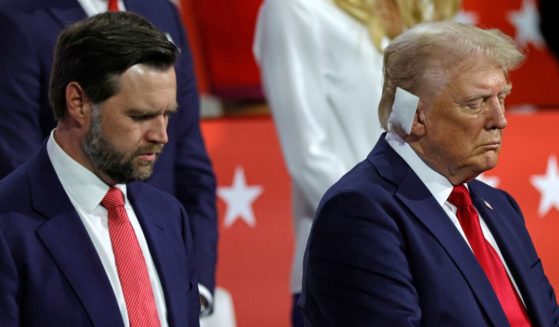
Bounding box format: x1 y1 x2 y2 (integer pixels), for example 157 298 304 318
178 0 559 326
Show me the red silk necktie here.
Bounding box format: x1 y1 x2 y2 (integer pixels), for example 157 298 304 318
449 185 530 326
102 187 161 327
107 0 120 12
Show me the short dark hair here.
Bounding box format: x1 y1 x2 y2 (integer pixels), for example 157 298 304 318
49 12 179 120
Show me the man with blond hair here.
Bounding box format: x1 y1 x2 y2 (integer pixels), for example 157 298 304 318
302 21 559 326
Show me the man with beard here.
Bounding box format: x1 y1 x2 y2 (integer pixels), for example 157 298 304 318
0 0 217 317
0 12 200 326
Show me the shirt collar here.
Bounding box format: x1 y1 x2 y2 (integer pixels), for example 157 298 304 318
46 130 127 213
385 132 455 206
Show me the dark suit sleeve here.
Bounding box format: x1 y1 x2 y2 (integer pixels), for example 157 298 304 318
166 3 218 295
0 229 19 326
303 191 421 326
0 10 51 179
504 192 559 325
178 204 203 327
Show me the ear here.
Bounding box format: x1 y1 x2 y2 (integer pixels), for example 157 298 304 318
410 100 426 137
65 82 91 126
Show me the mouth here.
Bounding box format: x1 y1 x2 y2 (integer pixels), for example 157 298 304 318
137 153 158 162
136 148 162 162
135 144 164 162
481 141 501 151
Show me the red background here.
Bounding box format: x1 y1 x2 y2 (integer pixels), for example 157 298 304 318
201 112 559 326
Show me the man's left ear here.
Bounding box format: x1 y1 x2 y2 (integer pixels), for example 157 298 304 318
65 82 92 127
410 101 426 137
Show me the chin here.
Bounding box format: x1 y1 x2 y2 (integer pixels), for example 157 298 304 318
479 153 499 170
474 164 497 176
135 170 154 181
461 161 497 183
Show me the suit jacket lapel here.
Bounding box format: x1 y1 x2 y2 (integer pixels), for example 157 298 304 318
370 137 509 326
470 184 550 326
29 147 123 326
128 184 189 326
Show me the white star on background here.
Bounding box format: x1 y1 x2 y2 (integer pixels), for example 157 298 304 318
476 173 500 188
507 0 545 49
455 10 479 25
218 166 263 228
530 155 559 217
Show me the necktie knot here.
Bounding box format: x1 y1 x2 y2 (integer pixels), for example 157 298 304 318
448 184 473 207
101 187 125 210
107 0 120 12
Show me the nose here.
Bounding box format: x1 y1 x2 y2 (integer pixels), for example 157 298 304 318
146 115 169 144
485 97 507 130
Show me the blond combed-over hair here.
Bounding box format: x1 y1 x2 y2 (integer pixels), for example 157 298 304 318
377 21 525 130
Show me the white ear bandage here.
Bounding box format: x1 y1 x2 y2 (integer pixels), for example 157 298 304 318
388 87 420 135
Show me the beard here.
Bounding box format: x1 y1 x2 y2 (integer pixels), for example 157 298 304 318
82 108 163 184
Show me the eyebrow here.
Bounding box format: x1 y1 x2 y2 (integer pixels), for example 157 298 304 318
499 84 513 96
167 105 179 114
125 105 179 115
462 84 513 102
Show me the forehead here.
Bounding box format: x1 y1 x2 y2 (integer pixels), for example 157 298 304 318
427 57 510 99
117 64 176 90
103 64 177 113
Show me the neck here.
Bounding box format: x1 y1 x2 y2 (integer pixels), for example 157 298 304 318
407 140 475 186
54 122 117 186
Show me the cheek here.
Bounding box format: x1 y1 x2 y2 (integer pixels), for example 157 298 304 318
428 119 462 146
429 123 473 161
102 122 142 149
438 115 480 143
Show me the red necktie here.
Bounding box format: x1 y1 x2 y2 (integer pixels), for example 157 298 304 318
107 0 120 12
449 185 530 326
102 187 161 327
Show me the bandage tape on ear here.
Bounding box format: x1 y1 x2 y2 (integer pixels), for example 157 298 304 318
388 87 420 135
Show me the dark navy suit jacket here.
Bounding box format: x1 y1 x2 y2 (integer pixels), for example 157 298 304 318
0 0 217 293
0 145 200 326
302 135 559 326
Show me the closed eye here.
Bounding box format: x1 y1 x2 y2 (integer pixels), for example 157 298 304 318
466 101 482 109
164 110 175 119
130 114 157 121
127 105 177 122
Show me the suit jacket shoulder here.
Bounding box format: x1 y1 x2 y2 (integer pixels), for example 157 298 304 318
302 135 559 327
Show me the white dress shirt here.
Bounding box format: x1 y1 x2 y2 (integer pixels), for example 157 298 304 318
253 0 385 293
46 131 169 326
385 132 525 304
